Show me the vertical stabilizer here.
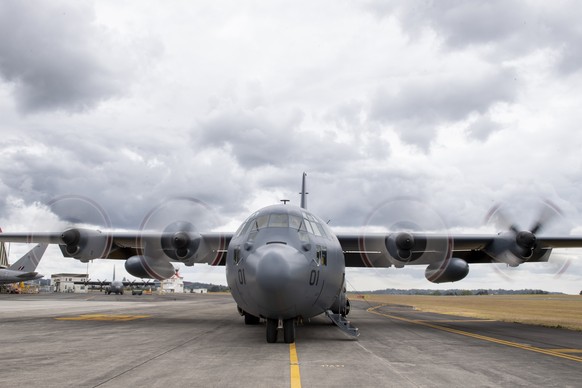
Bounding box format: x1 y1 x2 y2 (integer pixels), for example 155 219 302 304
300 172 308 209
8 244 48 272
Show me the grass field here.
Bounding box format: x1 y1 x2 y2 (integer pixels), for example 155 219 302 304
352 294 582 331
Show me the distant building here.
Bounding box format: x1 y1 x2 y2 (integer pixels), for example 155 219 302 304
160 269 184 293
51 273 88 293
191 288 208 294
0 235 8 268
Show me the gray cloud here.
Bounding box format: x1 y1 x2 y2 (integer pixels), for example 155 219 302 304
364 0 582 74
193 102 368 173
465 114 503 141
0 1 144 113
369 68 517 148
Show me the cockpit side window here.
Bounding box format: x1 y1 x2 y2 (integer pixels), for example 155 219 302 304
235 220 252 238
309 220 322 237
304 219 315 234
251 215 268 231
289 215 303 230
297 211 331 239
315 222 329 238
234 221 246 237
246 214 267 243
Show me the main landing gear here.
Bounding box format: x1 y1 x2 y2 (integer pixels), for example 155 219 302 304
244 313 260 325
266 318 295 343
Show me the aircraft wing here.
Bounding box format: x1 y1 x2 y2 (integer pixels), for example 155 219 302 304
0 230 231 266
337 233 582 268
82 280 152 287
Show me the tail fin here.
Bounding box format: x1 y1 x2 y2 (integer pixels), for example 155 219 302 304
8 244 48 272
300 172 308 209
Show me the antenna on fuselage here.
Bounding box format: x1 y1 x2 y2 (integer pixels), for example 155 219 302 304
300 172 308 209
280 199 290 204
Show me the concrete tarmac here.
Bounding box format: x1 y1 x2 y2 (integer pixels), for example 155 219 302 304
0 293 581 387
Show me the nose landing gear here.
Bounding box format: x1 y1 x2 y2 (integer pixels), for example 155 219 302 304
265 318 296 343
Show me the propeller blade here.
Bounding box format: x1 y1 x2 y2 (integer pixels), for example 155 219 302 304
530 200 562 234
485 203 520 234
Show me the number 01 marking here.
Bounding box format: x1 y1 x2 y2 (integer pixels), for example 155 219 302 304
238 268 246 284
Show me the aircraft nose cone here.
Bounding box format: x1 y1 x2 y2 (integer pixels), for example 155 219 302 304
255 245 291 292
248 243 307 315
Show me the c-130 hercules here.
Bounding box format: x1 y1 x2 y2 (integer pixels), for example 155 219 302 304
1 173 581 343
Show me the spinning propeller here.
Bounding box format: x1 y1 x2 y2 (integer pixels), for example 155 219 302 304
484 199 563 265
138 196 222 264
484 198 572 281
39 195 113 261
360 197 453 277
36 195 222 272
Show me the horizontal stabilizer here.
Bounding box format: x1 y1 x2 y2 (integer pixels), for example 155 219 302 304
16 271 38 279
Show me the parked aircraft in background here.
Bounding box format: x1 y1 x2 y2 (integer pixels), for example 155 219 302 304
105 267 124 295
1 174 581 343
84 267 153 295
0 243 48 285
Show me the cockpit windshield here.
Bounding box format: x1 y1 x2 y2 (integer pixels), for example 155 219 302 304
268 213 289 227
236 209 329 240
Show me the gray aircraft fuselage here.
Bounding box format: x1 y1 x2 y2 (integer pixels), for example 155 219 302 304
107 280 124 294
0 269 43 285
225 204 345 321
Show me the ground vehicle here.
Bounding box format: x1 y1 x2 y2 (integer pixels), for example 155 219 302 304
132 288 143 295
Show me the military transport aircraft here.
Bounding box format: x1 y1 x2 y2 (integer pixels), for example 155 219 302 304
104 266 124 295
1 173 581 343
88 266 153 295
0 243 48 285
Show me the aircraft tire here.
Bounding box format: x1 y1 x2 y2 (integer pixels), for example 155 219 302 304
266 319 278 343
244 313 260 325
283 319 295 344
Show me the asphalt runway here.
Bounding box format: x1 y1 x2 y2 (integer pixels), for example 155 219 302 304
0 293 581 388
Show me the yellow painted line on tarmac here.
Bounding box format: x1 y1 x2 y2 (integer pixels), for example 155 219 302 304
368 304 582 363
547 349 582 354
416 319 497 323
289 342 302 388
55 314 151 321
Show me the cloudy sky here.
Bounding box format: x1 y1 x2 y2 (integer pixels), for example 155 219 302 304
1 1 582 293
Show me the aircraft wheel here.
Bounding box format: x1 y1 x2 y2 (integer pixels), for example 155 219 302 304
266 319 278 343
244 313 260 325
283 319 295 344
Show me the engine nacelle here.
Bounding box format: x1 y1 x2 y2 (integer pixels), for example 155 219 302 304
485 231 536 267
59 228 111 262
125 255 176 280
425 257 469 283
161 221 201 261
386 232 415 263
